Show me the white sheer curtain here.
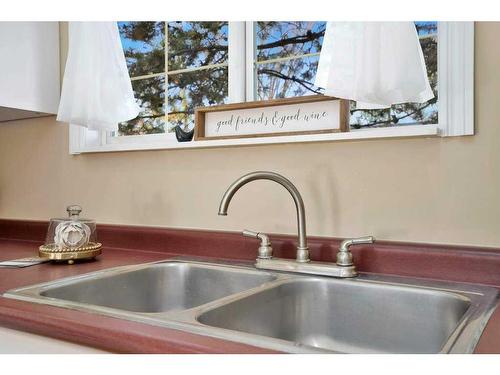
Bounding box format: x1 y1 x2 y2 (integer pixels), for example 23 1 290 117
57 22 140 131
315 22 434 109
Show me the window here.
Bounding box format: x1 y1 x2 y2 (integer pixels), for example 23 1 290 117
69 22 474 154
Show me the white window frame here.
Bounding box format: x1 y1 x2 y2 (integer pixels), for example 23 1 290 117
69 21 474 154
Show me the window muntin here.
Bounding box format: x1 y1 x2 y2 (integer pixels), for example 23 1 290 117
118 21 229 136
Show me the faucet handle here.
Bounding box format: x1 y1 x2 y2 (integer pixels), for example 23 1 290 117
344 236 375 247
337 236 375 266
242 229 273 260
242 229 261 239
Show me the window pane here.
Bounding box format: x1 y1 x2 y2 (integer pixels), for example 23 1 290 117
168 22 228 71
167 67 228 132
415 21 437 37
118 21 165 77
256 22 325 61
118 76 166 136
257 55 321 100
350 104 391 129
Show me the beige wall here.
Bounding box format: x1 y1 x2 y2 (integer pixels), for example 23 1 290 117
1 23 500 248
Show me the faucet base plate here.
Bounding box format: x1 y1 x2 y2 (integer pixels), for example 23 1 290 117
255 258 357 278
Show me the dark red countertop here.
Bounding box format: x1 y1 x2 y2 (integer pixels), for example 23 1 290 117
0 219 499 353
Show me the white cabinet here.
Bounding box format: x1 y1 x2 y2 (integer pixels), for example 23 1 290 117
0 22 60 122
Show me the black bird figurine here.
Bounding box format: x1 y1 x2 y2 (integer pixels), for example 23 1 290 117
174 125 194 142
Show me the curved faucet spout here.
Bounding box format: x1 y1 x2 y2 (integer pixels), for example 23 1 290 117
218 171 309 263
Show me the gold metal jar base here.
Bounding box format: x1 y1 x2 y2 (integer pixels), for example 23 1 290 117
39 242 102 264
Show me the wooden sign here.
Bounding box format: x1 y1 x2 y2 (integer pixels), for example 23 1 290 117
194 95 349 141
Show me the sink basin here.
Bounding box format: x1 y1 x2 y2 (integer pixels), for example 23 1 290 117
3 259 498 353
197 278 472 353
39 262 276 312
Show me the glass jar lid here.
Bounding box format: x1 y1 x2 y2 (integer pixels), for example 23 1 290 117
50 205 94 224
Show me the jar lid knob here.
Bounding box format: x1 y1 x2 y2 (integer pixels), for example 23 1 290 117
67 205 82 218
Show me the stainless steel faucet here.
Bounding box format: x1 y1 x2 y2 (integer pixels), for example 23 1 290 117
218 171 310 263
218 171 375 278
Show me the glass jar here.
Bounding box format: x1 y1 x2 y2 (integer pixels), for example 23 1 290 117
44 205 98 252
40 206 101 263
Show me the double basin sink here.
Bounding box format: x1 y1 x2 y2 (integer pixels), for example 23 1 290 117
4 259 498 353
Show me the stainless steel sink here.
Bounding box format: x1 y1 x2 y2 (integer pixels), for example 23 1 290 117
38 262 276 313
4 259 498 353
197 278 471 353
